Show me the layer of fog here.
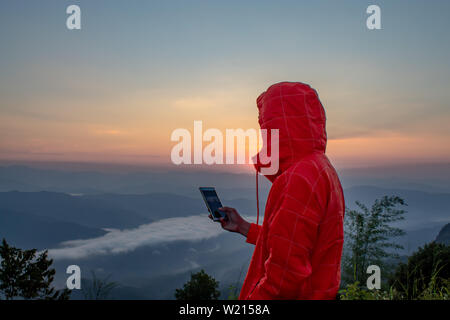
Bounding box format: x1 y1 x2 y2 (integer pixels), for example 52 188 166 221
48 214 256 260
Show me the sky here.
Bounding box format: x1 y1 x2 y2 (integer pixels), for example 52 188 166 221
1 0 449 169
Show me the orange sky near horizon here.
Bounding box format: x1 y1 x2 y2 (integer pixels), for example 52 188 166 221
1 84 449 170
1 80 449 170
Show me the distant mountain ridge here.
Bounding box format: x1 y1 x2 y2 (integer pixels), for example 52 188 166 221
436 223 450 245
344 185 450 230
0 165 270 198
0 191 149 229
2 163 450 197
0 209 106 250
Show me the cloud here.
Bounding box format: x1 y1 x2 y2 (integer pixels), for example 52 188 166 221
47 215 229 260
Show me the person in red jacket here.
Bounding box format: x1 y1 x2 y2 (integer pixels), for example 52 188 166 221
218 82 345 300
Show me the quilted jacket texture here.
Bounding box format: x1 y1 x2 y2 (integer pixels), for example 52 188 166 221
239 82 345 300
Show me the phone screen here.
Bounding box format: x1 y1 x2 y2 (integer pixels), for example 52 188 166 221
199 187 225 221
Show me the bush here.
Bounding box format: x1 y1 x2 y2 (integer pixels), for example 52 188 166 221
339 282 394 300
175 269 220 300
339 242 450 300
389 242 449 299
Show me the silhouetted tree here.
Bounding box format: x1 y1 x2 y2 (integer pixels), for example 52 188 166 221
0 238 70 300
343 196 406 285
175 269 220 300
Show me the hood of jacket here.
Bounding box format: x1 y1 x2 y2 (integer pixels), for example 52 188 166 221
254 82 327 181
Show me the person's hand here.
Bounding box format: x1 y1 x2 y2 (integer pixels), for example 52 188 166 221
209 206 251 237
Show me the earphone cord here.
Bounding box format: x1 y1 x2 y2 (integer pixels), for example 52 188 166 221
256 171 259 226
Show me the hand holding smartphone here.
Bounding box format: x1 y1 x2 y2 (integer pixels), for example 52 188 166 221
199 187 227 222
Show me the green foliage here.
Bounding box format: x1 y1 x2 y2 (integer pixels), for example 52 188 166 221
175 269 220 300
389 242 449 299
339 278 449 300
339 280 408 300
226 263 245 300
417 278 449 300
340 242 450 300
227 284 239 300
81 270 118 300
343 196 406 284
339 281 394 300
0 238 70 300
339 282 372 300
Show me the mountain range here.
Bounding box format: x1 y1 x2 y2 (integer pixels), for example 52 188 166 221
0 164 449 299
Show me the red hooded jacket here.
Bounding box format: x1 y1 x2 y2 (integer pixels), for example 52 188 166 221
239 82 345 300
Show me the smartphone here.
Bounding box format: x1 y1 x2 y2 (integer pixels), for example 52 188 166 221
199 187 226 222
